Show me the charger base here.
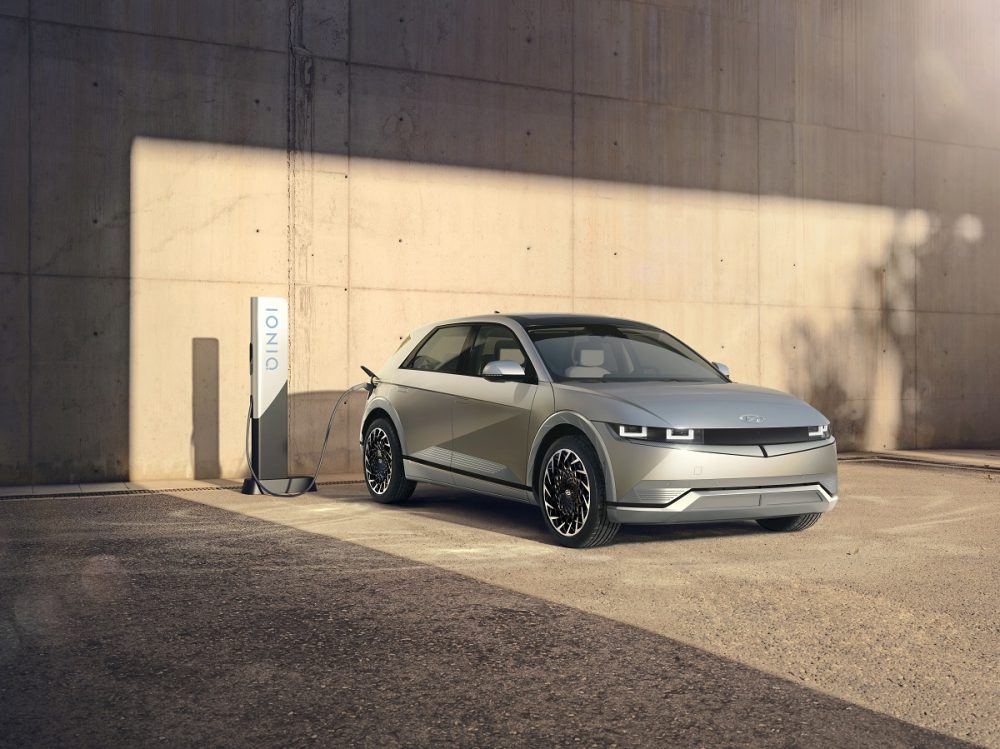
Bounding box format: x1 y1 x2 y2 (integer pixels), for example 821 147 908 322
240 475 317 495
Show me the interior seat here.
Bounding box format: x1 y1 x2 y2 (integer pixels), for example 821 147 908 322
494 344 525 366
565 348 610 378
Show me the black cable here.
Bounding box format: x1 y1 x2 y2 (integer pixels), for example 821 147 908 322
244 382 369 498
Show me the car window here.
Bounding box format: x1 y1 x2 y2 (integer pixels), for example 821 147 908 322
404 325 473 374
466 324 530 376
528 324 724 382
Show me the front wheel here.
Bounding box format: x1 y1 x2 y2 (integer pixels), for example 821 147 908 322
362 417 416 504
756 513 822 532
538 435 619 548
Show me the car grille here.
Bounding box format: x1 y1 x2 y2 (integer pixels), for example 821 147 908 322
703 427 813 445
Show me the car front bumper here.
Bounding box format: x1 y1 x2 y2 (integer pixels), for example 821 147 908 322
598 434 838 525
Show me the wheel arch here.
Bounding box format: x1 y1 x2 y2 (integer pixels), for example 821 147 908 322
528 412 617 505
361 396 407 455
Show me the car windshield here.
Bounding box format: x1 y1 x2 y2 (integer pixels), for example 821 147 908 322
527 324 726 382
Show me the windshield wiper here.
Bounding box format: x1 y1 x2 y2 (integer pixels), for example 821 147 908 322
562 376 715 383
598 376 713 382
595 376 674 382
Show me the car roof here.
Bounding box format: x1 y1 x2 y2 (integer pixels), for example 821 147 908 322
423 313 660 331
506 313 659 330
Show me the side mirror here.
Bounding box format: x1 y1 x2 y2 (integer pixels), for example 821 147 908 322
482 360 526 380
713 361 730 378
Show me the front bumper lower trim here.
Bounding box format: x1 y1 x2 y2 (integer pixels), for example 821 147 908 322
606 483 838 525
608 481 837 510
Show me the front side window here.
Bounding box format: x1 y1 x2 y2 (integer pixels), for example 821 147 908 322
466 324 531 376
404 325 473 374
527 324 725 382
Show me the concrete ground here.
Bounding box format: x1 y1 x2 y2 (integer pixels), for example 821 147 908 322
1 461 997 748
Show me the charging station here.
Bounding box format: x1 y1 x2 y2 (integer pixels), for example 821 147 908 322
241 296 317 495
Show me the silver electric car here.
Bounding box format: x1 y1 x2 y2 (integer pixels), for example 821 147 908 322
360 314 837 547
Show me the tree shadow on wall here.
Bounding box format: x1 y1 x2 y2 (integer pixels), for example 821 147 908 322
786 210 990 451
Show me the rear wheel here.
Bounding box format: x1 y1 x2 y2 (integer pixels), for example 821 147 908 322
756 513 822 532
538 435 619 548
363 417 416 504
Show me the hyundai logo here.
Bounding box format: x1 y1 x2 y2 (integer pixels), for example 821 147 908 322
739 414 766 424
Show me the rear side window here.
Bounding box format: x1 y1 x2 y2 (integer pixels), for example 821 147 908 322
403 325 473 374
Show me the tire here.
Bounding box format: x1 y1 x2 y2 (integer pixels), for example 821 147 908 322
756 513 822 532
362 417 416 504
537 435 619 548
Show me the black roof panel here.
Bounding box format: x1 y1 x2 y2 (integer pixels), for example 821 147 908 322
507 313 660 330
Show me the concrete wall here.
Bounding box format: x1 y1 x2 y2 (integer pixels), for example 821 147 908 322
2 0 999 484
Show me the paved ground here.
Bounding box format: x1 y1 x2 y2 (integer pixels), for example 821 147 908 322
1 462 997 748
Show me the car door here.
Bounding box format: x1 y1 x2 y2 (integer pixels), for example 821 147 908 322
448 324 538 492
390 324 474 471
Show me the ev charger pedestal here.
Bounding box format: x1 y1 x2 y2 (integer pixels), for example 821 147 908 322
241 296 316 495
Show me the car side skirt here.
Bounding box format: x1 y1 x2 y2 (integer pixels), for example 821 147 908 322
402 457 534 504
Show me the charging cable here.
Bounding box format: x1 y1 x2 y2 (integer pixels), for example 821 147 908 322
244 381 370 498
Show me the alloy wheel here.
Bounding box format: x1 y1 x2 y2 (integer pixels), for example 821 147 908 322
364 427 393 494
542 448 591 536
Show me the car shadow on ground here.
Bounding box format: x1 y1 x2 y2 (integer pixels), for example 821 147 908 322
341 485 769 546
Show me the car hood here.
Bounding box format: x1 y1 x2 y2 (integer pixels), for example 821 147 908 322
553 381 828 429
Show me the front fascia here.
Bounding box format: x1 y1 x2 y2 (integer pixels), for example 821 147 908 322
596 431 839 503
